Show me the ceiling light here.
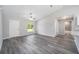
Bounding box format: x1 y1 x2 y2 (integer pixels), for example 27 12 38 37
62 16 70 19
65 21 69 25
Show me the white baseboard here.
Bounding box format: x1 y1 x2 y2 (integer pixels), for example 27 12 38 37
3 33 35 40
37 33 56 37
3 35 25 40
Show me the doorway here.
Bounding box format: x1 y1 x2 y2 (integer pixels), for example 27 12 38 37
57 16 73 35
58 20 65 35
9 20 20 37
64 21 72 34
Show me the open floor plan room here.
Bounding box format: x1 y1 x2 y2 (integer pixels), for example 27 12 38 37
0 5 79 54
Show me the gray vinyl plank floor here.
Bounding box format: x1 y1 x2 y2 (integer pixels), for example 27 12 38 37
0 34 78 54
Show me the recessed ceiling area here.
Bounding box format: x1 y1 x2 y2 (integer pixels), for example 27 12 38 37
1 5 63 21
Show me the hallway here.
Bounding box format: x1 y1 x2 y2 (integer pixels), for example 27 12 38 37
0 34 78 54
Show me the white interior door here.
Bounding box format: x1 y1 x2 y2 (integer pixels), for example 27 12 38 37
9 20 20 37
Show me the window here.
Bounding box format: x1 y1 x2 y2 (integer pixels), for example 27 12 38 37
27 21 34 32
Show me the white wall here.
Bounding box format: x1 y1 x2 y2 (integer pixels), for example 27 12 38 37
2 12 9 39
0 8 3 50
58 20 65 35
20 19 27 36
37 15 56 37
9 20 20 37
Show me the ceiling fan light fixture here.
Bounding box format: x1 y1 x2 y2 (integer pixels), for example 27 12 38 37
29 12 32 15
30 16 32 18
50 5 53 8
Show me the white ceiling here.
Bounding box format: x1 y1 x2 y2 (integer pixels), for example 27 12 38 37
2 5 63 21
